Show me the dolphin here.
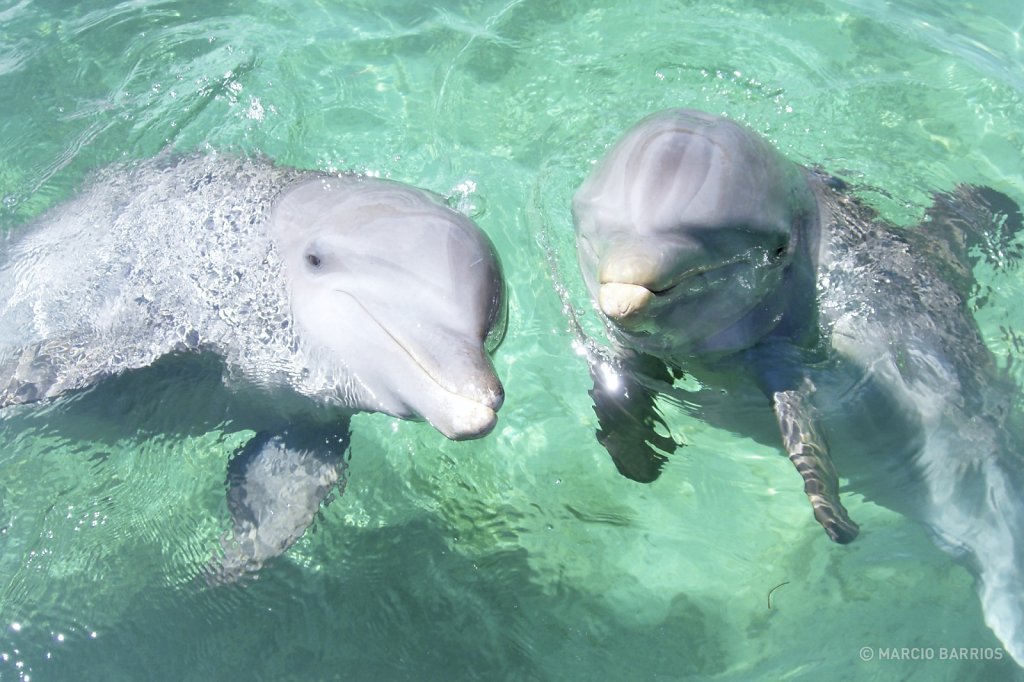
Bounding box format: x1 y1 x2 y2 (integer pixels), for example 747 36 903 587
571 108 1024 663
0 153 507 583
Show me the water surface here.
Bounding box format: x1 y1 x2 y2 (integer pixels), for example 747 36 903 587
1 0 1023 680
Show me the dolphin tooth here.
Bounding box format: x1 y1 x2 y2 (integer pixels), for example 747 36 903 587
599 282 654 321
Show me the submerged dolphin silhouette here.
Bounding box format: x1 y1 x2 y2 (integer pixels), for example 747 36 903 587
0 154 507 582
571 108 1024 663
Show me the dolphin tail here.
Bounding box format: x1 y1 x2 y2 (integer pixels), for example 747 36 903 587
588 353 683 483
203 425 350 586
772 380 859 544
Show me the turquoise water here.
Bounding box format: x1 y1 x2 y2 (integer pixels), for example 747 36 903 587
1 0 1023 680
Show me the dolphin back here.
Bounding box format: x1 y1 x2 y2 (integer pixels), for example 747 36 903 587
0 155 308 407
814 177 1024 663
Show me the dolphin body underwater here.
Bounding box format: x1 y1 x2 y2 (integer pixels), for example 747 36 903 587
572 109 1024 663
0 154 507 583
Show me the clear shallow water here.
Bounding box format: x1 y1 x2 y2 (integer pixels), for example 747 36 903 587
1 0 1023 680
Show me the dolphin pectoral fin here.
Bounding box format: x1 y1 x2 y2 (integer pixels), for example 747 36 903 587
773 386 859 544
205 425 351 586
588 355 682 483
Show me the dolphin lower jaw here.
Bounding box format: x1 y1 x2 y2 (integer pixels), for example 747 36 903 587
426 398 498 441
595 256 737 324
381 342 504 440
328 289 503 440
357 364 501 441
360 386 499 441
413 365 504 441
599 282 654 324
595 276 776 358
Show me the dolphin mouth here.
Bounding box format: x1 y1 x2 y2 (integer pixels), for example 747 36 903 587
651 255 759 294
597 268 709 322
599 256 755 323
334 289 503 440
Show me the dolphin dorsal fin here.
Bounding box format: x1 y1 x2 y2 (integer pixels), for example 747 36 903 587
918 185 1024 296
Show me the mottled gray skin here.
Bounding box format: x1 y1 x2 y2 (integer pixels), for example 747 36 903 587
572 108 1024 665
0 154 507 583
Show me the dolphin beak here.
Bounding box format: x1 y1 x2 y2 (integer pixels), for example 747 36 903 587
398 337 504 441
380 344 504 442
599 282 654 323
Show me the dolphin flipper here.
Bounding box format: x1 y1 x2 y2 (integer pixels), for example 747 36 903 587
207 425 350 585
772 381 859 544
589 354 682 483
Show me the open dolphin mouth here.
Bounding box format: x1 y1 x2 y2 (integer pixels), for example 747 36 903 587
335 289 503 440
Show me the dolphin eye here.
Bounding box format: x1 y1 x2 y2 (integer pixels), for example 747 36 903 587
306 253 322 268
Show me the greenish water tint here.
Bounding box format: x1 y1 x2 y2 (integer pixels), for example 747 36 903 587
1 0 1023 679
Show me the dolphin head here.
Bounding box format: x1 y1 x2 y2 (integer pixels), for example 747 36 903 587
572 109 819 357
271 175 506 440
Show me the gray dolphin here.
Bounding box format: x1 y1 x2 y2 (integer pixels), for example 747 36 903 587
572 108 1024 663
0 154 507 583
